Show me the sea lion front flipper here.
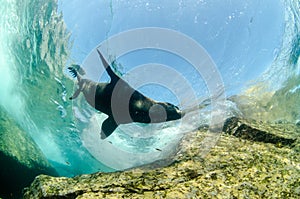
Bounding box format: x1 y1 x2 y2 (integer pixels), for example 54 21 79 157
69 88 81 100
96 49 120 83
101 116 118 139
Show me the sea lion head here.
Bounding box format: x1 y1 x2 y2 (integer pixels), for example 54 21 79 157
153 102 184 122
165 102 185 121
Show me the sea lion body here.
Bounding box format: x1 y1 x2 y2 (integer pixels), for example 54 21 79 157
69 50 184 139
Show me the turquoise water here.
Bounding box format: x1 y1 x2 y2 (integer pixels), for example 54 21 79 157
0 0 112 177
0 0 299 197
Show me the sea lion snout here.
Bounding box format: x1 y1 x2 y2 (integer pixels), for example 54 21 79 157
148 102 183 123
157 102 184 121
149 104 168 123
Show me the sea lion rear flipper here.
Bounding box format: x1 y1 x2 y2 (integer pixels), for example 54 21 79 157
68 67 83 100
68 67 78 78
71 64 86 76
68 66 82 82
101 116 118 139
96 49 120 83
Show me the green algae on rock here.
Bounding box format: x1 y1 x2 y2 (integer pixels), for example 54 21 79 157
23 118 299 198
0 107 57 198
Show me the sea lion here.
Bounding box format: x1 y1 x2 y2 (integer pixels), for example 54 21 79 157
69 49 184 139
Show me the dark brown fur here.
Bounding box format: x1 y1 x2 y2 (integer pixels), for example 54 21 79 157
69 50 184 139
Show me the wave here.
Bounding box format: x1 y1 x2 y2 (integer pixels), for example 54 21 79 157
233 0 300 123
0 0 111 176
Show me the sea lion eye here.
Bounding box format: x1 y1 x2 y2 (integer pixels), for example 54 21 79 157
168 103 179 109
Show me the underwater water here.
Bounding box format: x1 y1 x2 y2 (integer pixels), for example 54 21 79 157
0 0 299 197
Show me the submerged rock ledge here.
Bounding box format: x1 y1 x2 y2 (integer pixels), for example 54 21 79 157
0 108 57 199
24 118 300 198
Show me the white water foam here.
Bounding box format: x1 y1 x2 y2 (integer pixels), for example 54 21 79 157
80 106 205 170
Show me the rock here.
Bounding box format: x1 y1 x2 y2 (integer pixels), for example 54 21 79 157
0 108 57 199
223 117 297 147
23 118 300 198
